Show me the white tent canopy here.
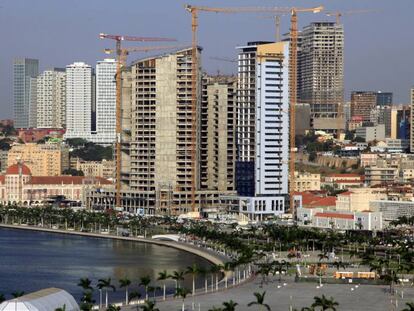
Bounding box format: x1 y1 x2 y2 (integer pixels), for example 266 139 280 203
0 288 79 311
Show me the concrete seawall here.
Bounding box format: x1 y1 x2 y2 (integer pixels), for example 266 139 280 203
0 224 226 267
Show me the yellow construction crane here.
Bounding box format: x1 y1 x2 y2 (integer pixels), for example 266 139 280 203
184 5 323 217
99 33 176 210
326 9 378 24
260 14 285 42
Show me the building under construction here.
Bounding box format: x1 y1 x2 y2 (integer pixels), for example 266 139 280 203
297 22 344 119
87 48 238 215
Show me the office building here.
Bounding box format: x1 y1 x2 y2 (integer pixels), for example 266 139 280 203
355 124 385 142
95 59 117 144
411 87 414 152
297 22 344 118
64 62 93 140
236 41 289 220
28 77 38 128
350 91 377 122
13 58 39 128
36 69 66 128
376 92 393 107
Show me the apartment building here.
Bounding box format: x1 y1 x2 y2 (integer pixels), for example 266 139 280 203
294 171 321 192
7 143 69 176
236 41 289 220
36 69 66 128
350 91 377 122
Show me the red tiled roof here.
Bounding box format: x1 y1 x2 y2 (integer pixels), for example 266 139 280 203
6 163 31 175
28 176 112 185
315 212 354 220
308 196 337 207
335 180 362 184
0 175 4 183
328 173 361 178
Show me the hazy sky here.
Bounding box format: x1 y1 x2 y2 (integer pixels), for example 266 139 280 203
1 0 414 117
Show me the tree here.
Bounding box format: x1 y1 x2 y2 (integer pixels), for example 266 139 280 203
106 305 121 311
308 151 317 162
171 271 185 289
402 302 414 311
78 278 93 291
186 263 200 296
157 270 170 300
11 291 25 298
222 300 238 311
174 287 191 311
128 291 141 305
79 291 95 311
0 293 5 304
247 291 271 311
63 168 84 176
311 295 339 311
139 275 151 300
55 305 66 311
97 278 116 308
140 300 160 311
119 277 131 305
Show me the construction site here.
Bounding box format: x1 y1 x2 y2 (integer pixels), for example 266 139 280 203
86 4 368 218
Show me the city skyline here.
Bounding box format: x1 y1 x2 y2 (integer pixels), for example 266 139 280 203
1 0 414 118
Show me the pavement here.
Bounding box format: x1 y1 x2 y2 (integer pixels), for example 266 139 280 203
123 276 414 311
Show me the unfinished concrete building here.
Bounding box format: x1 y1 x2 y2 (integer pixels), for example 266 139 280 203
298 22 344 119
200 75 237 193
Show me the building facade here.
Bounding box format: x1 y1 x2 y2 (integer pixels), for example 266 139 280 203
294 171 321 192
95 59 117 144
13 58 39 128
350 91 377 122
64 62 93 140
36 69 66 128
297 22 344 118
236 41 289 220
7 143 69 176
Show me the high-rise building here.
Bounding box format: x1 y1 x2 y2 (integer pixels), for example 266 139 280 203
350 91 377 122
95 59 116 144
376 92 393 107
236 41 289 220
28 77 38 128
297 22 344 118
410 88 414 152
36 69 66 129
13 58 39 128
200 75 237 192
64 62 93 140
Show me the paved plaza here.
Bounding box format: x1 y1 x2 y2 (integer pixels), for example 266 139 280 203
124 276 414 311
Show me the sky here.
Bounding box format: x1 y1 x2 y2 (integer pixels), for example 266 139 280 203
1 0 414 117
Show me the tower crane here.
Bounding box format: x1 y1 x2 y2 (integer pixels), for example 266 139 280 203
260 15 285 43
99 33 176 210
326 9 378 24
184 4 323 217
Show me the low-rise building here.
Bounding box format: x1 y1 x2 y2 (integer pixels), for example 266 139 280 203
355 124 385 142
297 207 383 231
0 162 111 205
365 166 397 186
7 143 69 176
17 128 65 143
75 159 114 180
370 200 414 224
335 188 386 212
360 153 378 167
294 171 321 192
324 173 363 190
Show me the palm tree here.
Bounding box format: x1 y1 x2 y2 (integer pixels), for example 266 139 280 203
222 300 238 311
317 253 329 262
119 277 131 305
97 278 116 308
79 291 95 311
311 295 339 311
186 263 200 296
247 291 271 311
174 287 191 311
77 278 93 292
54 305 66 311
128 291 141 305
139 275 151 300
11 291 25 298
106 305 121 311
157 270 170 300
402 302 414 311
171 271 185 289
140 300 160 311
0 294 5 304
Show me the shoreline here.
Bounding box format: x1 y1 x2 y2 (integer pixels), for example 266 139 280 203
0 223 226 267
